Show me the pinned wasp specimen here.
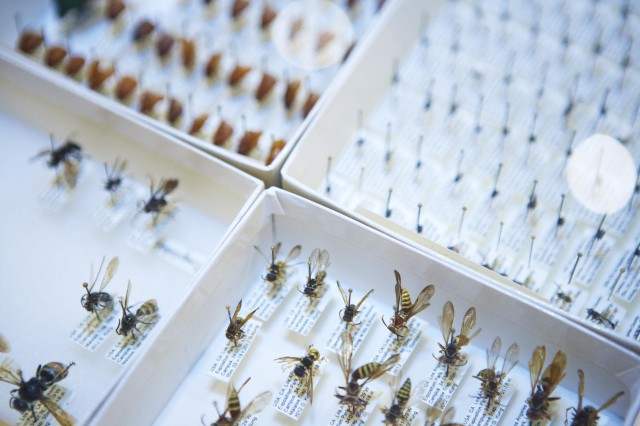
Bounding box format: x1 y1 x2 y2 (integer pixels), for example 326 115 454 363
381 376 411 425
225 300 258 347
204 377 272 426
275 345 322 404
382 270 435 339
526 346 567 422
299 248 330 300
434 301 480 377
32 135 84 189
336 331 400 413
103 158 127 203
337 282 374 327
81 256 119 320
139 177 179 226
0 358 76 426
586 308 617 330
566 369 624 426
254 242 301 287
116 280 159 338
472 336 519 410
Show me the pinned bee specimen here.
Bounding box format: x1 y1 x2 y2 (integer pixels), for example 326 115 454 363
255 73 277 103
381 376 411 425
155 33 175 60
139 90 165 115
526 346 567 422
337 282 374 327
336 331 400 412
81 256 119 319
254 242 302 287
0 333 9 353
302 91 320 118
225 300 258 347
434 301 481 377
213 120 234 146
139 177 178 225
275 345 322 404
87 59 115 91
103 158 127 201
133 19 155 43
32 136 84 189
205 377 272 426
566 369 624 426
44 45 67 68
0 358 76 425
284 79 301 110
116 280 159 338
299 248 330 300
237 130 262 156
228 64 252 89
382 270 435 339
472 336 519 409
260 3 277 30
586 308 617 330
265 138 285 165
114 75 138 102
17 30 44 54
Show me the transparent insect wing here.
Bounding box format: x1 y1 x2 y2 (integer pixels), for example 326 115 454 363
458 307 478 347
40 398 76 426
339 330 354 382
237 391 272 424
406 285 435 318
116 158 127 174
63 161 79 188
317 249 330 272
274 356 303 371
100 256 119 292
123 280 132 311
285 245 302 264
253 245 271 263
308 248 321 273
86 258 100 292
0 358 22 386
501 342 519 377
337 282 350 306
542 351 566 394
354 289 374 311
439 301 455 346
529 345 546 394
486 337 501 372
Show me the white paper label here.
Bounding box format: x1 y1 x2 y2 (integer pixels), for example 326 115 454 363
17 385 70 426
207 320 262 381
154 239 206 274
69 309 117 352
283 286 331 336
105 318 159 365
272 361 325 420
37 184 70 212
329 385 378 426
372 317 426 376
416 362 469 410
127 212 176 253
326 304 378 354
91 187 137 232
463 377 513 425
244 279 293 322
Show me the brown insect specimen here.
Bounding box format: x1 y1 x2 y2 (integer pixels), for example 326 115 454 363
155 33 175 59
228 65 252 88
139 91 164 114
181 38 196 69
265 139 285 165
260 4 277 30
290 18 304 39
316 31 335 52
17 30 44 54
166 98 183 125
188 114 209 135
284 79 301 110
382 270 435 339
114 76 138 101
105 0 125 20
213 120 234 146
225 300 258 347
255 73 277 102
526 346 567 422
133 19 155 42
566 369 624 426
64 55 85 76
44 45 67 67
434 301 481 377
205 52 222 78
87 60 115 90
237 131 262 155
302 92 320 118
231 0 250 19
472 337 519 410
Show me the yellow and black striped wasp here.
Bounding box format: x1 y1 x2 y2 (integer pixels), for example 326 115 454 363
434 301 480 377
526 346 567 422
566 369 624 426
381 376 411 425
472 336 519 410
81 256 119 320
0 358 76 426
382 270 435 339
116 280 159 338
337 282 374 327
204 377 272 426
275 345 322 404
336 331 400 412
299 248 331 299
254 242 302 287
225 300 258 347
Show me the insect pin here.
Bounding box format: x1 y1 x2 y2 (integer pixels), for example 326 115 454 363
225 300 258 347
0 358 76 425
81 256 119 320
275 345 322 404
204 377 272 426
116 280 159 338
472 336 519 410
434 301 481 377
382 270 435 339
566 369 624 426
299 248 330 300
337 282 374 327
526 346 567 422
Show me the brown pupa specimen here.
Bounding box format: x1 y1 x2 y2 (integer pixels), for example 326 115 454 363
106 0 126 20
156 33 175 59
255 73 277 102
284 79 301 110
17 31 44 54
228 65 252 87
265 138 285 165
139 91 164 114
205 52 222 78
133 19 155 42
188 114 209 135
238 131 262 155
260 4 277 30
181 38 196 69
213 120 233 146
302 92 320 118
115 76 138 101
64 55 86 76
87 60 115 90
232 0 250 19
44 45 67 67
167 98 183 125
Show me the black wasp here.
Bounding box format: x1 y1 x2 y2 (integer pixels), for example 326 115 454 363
0 358 76 425
81 256 119 320
32 136 84 189
299 248 330 299
586 308 617 330
254 242 301 287
139 177 179 224
275 345 322 404
103 158 127 198
116 281 159 338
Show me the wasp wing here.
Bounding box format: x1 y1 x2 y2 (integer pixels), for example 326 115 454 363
236 307 258 329
235 391 272 425
598 390 625 412
354 289 374 311
99 256 119 292
393 271 403 318
285 245 302 264
439 301 455 347
528 345 546 395
486 336 501 372
274 356 303 371
457 307 479 347
123 280 132 311
406 284 435 318
308 248 320 275
40 397 76 426
337 282 349 306
541 350 566 394
0 358 22 386
501 342 519 376
317 249 331 273
338 331 353 383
